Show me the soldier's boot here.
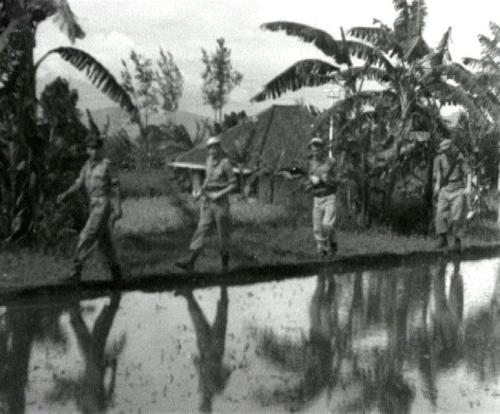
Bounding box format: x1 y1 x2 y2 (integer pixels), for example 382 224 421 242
330 241 338 256
436 233 448 250
110 264 123 282
221 253 229 273
67 261 82 283
453 237 462 252
175 250 200 272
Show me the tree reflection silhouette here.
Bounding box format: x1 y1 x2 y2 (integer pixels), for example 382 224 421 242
255 269 418 413
0 299 68 414
179 287 230 413
464 261 500 381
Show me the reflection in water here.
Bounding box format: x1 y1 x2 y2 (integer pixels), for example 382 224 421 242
179 287 230 413
0 300 67 414
2 258 500 413
465 261 500 382
255 262 469 413
68 292 123 414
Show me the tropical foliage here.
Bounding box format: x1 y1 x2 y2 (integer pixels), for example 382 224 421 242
253 0 499 231
0 0 136 242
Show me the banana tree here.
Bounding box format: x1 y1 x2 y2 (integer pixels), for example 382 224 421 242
0 0 137 241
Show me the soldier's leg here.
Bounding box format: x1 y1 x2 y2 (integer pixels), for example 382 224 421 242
72 201 108 278
450 190 467 242
322 194 337 253
214 198 230 270
312 197 328 254
435 189 451 247
99 222 121 280
176 200 214 271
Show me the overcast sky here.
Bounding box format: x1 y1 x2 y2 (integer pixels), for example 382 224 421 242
34 0 500 116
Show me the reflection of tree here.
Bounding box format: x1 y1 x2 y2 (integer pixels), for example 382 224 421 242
0 300 68 414
464 263 500 381
67 292 123 414
256 270 419 413
180 287 230 413
416 258 464 407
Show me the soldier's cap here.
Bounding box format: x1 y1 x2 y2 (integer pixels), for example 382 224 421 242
206 136 221 147
308 137 325 147
439 138 452 151
86 134 104 149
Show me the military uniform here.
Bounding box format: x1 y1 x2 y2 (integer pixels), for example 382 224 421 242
67 158 121 278
434 150 471 240
189 156 237 256
308 156 337 255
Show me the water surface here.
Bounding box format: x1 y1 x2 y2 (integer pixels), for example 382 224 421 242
1 257 500 413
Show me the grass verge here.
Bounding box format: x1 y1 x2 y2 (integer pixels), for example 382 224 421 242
1 196 499 285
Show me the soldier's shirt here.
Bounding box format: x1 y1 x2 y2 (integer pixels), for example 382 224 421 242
308 157 337 197
204 156 237 192
73 158 119 199
433 152 471 192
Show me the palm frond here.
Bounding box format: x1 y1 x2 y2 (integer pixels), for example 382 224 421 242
341 65 390 83
344 41 394 71
431 27 452 66
35 47 137 115
348 26 392 49
51 0 85 42
251 59 339 102
433 83 488 125
489 22 500 43
261 21 350 64
86 109 100 136
409 0 427 36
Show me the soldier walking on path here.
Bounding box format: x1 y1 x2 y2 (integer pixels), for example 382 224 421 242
176 137 237 272
57 134 123 282
305 137 338 257
433 138 472 251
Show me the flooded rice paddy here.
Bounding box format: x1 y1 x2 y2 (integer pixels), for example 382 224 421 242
2 257 500 413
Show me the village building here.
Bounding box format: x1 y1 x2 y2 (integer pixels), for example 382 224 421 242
170 105 314 205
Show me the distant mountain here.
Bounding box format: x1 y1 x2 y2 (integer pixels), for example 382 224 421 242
88 106 208 140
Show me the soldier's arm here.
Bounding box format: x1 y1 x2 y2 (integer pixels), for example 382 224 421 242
433 157 441 194
461 155 472 194
320 158 338 186
58 164 85 202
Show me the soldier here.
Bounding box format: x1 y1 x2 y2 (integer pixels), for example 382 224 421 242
433 138 472 250
306 137 338 257
57 134 122 281
176 137 237 272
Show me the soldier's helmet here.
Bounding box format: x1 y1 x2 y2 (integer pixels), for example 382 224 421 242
86 134 104 149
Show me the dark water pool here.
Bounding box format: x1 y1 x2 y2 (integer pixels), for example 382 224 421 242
2 257 500 413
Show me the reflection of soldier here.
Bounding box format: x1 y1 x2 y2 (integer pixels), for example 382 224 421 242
176 137 237 272
69 292 122 414
305 137 338 257
57 135 123 282
433 138 472 250
178 287 230 413
302 274 336 401
419 258 463 407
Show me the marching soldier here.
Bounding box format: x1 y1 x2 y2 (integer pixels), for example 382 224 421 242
176 137 237 272
306 137 338 257
433 138 472 250
57 134 123 281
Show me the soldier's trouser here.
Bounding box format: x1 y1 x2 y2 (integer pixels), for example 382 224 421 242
435 187 467 238
189 197 230 255
312 194 337 253
74 197 119 272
